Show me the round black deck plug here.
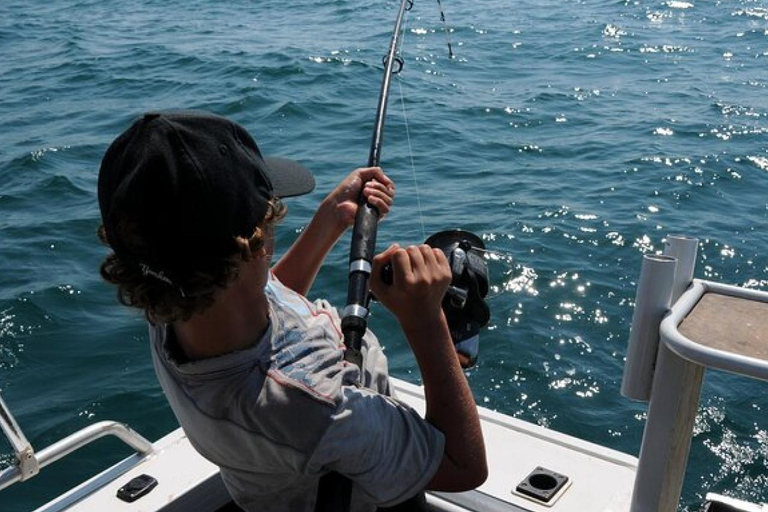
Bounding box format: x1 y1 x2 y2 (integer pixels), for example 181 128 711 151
515 466 569 503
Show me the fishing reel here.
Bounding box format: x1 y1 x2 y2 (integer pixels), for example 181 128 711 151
379 229 491 368
425 230 491 368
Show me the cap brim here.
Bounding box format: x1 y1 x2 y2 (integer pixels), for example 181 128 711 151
263 156 316 198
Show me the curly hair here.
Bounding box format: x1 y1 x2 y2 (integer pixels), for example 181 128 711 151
99 198 287 324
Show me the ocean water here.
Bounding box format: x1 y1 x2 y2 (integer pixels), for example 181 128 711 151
1 0 767 510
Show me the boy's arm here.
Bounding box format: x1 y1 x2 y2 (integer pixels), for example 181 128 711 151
370 245 488 491
273 167 394 296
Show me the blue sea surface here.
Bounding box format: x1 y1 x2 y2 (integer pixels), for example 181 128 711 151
1 0 767 510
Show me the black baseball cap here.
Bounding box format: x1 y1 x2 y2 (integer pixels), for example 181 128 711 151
98 111 315 279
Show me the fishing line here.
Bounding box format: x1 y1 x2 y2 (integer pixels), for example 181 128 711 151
396 81 426 240
393 6 516 301
393 0 457 242
395 11 427 241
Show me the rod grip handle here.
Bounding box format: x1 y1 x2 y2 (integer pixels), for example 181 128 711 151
349 202 380 263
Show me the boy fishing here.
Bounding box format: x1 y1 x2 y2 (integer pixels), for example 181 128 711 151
97 111 486 511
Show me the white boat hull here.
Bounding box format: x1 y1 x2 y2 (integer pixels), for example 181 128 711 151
33 378 637 512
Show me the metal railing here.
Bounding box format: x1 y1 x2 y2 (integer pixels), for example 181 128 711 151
0 393 154 491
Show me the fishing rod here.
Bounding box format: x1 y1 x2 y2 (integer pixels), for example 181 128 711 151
341 0 413 369
340 0 491 375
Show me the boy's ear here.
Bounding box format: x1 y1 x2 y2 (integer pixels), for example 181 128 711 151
235 237 268 261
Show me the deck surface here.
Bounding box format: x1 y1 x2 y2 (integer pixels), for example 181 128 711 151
679 293 768 361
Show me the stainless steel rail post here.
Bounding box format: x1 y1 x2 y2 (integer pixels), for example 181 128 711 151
0 392 38 482
0 392 154 491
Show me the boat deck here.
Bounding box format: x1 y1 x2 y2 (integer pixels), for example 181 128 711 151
32 378 637 512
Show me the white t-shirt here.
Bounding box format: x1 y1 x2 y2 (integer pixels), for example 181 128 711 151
149 273 445 511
